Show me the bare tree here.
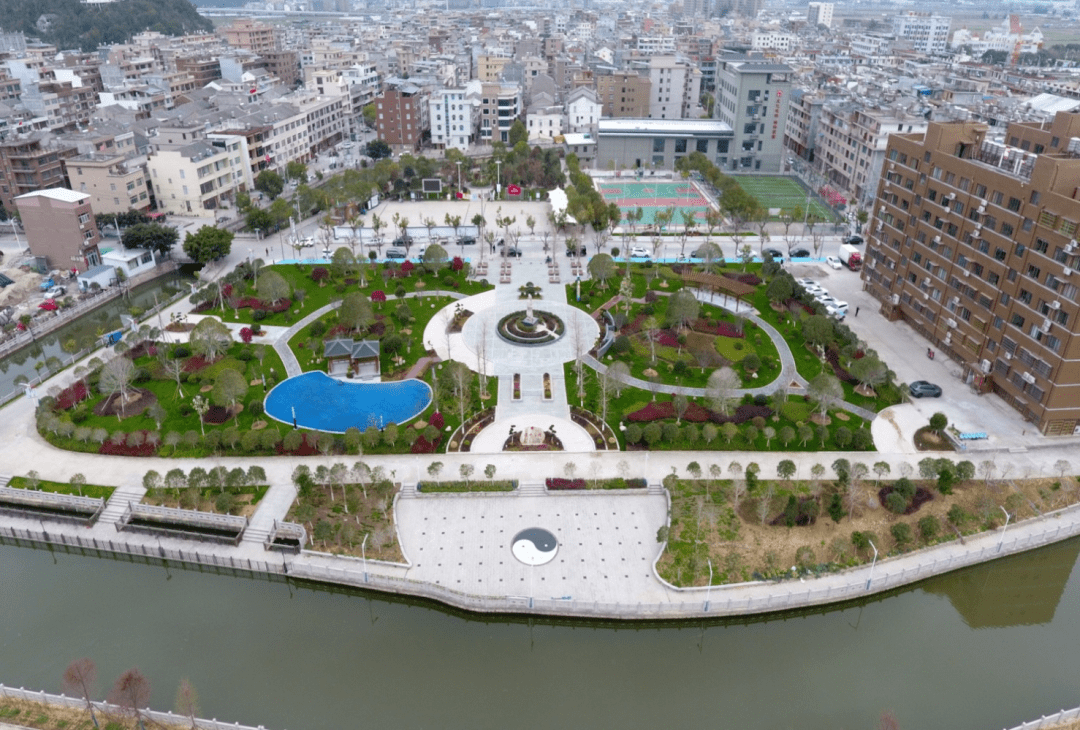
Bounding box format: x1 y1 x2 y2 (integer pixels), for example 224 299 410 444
599 362 629 423
99 357 135 419
476 318 490 399
107 668 151 730
706 367 740 416
63 658 100 730
758 483 774 525
728 460 744 509
174 678 200 730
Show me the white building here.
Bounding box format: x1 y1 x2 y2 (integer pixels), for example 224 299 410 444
147 123 252 219
807 2 834 28
526 104 564 142
429 87 476 152
635 36 676 55
566 86 601 134
647 56 701 120
891 12 951 56
950 15 1043 56
751 31 798 53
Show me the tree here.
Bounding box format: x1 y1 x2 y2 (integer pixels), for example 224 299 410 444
587 252 616 287
928 412 948 434
484 464 497 482
706 367 740 416
285 160 307 183
802 314 833 352
183 225 233 263
508 119 528 147
872 461 891 484
807 373 843 416
422 243 449 272
777 459 796 482
459 463 474 486
765 275 793 304
189 318 233 361
99 357 135 418
108 668 151 730
366 139 392 159
427 461 443 484
121 222 179 258
666 289 700 330
63 658 101 730
339 292 374 333
212 368 248 408
257 269 291 305
255 170 284 199
175 679 200 730
848 353 889 393
599 362 628 424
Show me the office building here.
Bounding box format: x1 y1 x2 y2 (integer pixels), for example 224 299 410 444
713 55 792 172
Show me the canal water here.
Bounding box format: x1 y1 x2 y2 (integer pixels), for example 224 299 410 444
2 539 1078 730
0 274 191 399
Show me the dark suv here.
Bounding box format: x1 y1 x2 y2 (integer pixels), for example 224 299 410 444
458 236 476 246
504 247 523 257
392 236 414 248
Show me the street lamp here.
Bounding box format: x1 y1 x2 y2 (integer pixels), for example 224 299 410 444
704 558 713 612
495 159 501 199
865 539 878 590
456 160 462 191
997 506 1011 552
362 532 369 582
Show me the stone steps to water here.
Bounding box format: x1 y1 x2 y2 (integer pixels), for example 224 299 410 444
517 482 547 496
0 475 11 488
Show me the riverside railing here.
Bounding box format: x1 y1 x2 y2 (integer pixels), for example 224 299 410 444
0 683 281 730
1001 706 1080 730
4 501 1080 620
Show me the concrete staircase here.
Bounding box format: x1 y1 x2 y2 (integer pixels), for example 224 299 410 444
517 482 547 496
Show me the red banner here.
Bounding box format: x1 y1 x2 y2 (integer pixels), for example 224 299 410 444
508 184 522 196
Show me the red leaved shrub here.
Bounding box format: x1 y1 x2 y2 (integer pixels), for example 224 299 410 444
240 327 253 344
691 318 744 338
98 431 157 456
54 381 89 411
546 477 585 490
411 435 441 454
429 412 445 429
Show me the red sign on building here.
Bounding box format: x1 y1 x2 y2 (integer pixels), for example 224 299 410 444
508 184 522 196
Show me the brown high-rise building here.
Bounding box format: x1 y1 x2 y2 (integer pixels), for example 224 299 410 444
0 133 76 212
596 72 651 118
863 112 1080 435
374 86 425 152
220 18 280 55
14 188 102 272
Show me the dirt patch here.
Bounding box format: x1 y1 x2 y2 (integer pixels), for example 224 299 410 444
809 413 831 426
915 426 953 451
93 388 156 419
685 330 726 368
854 384 876 397
834 412 850 421
203 403 242 424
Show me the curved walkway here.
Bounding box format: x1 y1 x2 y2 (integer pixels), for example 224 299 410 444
579 288 877 422
272 290 470 377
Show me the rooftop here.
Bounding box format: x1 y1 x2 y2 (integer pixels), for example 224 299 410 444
598 118 733 136
14 188 89 204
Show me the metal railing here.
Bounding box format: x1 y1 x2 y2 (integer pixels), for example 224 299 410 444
1000 706 1080 730
0 486 104 526
0 683 280 730
117 502 249 546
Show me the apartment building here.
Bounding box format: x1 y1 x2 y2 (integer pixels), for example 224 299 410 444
429 87 476 152
262 50 301 89
526 104 564 142
477 81 521 145
14 188 102 272
784 88 826 162
647 56 701 120
375 85 425 152
863 113 1080 435
20 79 98 132
220 19 280 55
476 55 511 83
807 2 834 28
597 71 650 118
891 12 951 56
751 31 797 53
0 133 76 211
713 55 792 172
65 151 151 214
815 103 928 207
566 86 601 133
147 123 250 218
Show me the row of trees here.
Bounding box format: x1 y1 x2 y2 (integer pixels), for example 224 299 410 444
62 657 200 730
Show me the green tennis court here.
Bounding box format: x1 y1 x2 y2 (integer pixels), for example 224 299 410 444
596 180 713 226
733 176 837 222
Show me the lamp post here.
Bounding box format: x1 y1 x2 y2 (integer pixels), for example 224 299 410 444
495 159 501 199
997 506 1011 552
865 539 878 590
455 160 462 191
362 532 369 582
704 558 713 612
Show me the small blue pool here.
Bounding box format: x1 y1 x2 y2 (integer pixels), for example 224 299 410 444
264 371 432 434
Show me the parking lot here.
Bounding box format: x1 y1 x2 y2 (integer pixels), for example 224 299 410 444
786 259 1080 453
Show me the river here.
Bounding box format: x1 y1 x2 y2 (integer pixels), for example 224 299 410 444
2 538 1078 730
0 274 192 399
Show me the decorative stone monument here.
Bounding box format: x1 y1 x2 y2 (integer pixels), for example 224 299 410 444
524 300 537 327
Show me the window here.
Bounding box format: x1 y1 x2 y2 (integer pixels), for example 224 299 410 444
652 138 665 153
696 139 709 153
1010 313 1025 328
77 212 90 224
674 139 687 153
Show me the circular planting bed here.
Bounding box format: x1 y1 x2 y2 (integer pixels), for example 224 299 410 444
496 310 565 346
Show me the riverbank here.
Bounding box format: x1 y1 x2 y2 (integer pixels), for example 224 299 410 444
3 476 1080 620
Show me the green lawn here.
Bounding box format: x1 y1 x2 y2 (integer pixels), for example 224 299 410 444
7 476 115 500
733 176 838 222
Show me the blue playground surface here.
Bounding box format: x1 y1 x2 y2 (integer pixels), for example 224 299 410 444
264 371 432 433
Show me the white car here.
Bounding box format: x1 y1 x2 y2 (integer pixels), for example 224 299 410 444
820 297 848 311
43 286 66 299
804 283 826 296
826 304 846 320
826 256 843 270
296 236 315 248
629 246 652 258
796 277 817 288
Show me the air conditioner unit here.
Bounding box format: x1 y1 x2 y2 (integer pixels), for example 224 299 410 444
1005 351 1013 360
1070 239 1077 249
1021 371 1036 384
1050 300 1061 309
1065 267 1074 276
980 358 992 373
977 205 985 213
933 235 941 243
889 162 895 171
891 294 900 304
951 295 960 304
962 269 970 277
947 318 958 328
923 276 931 285
1043 319 1053 330
943 333 952 344
923 290 930 299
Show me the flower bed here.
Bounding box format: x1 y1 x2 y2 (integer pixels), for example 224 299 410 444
99 431 158 457
724 272 761 286
546 477 585 490
824 346 857 384
691 318 744 338
411 435 441 454
626 401 772 425
53 381 89 411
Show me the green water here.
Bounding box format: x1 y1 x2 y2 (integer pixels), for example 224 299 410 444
2 538 1079 730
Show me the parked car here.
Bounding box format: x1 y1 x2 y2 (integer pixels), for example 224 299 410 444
495 238 506 248
789 247 811 258
796 277 818 288
630 246 651 258
504 247 523 257
804 284 827 297
845 235 864 246
763 248 785 259
909 380 943 398
825 304 846 320
43 286 65 299
296 236 315 248
458 236 476 246
826 256 843 270
392 236 414 248
385 248 407 260
566 245 587 256
676 253 700 262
